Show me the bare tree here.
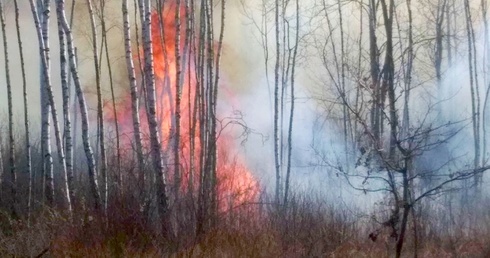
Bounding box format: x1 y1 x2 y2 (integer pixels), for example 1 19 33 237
0 0 17 218
37 0 54 207
13 0 33 223
122 0 144 195
368 0 382 142
196 0 227 236
481 0 490 166
464 0 481 184
98 0 122 196
283 0 300 209
55 0 101 209
87 0 108 212
56 0 75 211
435 0 448 92
174 0 183 200
140 0 170 237
309 1 490 256
273 0 281 205
30 0 72 213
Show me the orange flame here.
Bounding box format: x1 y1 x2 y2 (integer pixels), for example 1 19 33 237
110 4 259 212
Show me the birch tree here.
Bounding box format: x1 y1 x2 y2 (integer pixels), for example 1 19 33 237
174 0 183 200
481 0 490 166
37 0 54 206
31 0 72 213
122 0 145 194
273 0 281 206
99 0 122 195
283 0 300 209
464 0 482 185
55 0 101 209
13 0 33 222
140 0 170 236
56 0 75 210
86 0 108 212
195 0 227 236
0 0 17 217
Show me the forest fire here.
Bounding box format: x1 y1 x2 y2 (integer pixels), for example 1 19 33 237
111 6 259 212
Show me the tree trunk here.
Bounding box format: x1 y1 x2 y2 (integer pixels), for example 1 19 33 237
122 0 145 196
87 0 108 212
274 0 282 207
283 0 299 209
140 0 171 237
40 0 72 214
56 0 75 212
435 0 446 95
13 0 33 224
481 0 490 166
174 0 183 201
37 0 54 207
367 0 382 142
31 0 72 212
0 0 18 218
395 159 412 258
55 0 101 209
380 0 397 159
464 0 481 186
401 0 414 140
100 0 122 197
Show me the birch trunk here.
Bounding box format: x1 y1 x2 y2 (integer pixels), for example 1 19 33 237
140 0 170 236
174 0 183 201
31 0 72 212
196 1 208 235
464 0 481 183
380 0 397 159
87 0 108 212
185 0 195 198
435 1 446 93
482 0 490 165
274 0 281 206
206 0 217 226
56 0 75 210
368 0 381 142
283 0 299 209
100 0 121 196
35 0 72 209
0 0 18 218
37 0 54 206
13 0 32 222
55 0 101 209
122 0 145 194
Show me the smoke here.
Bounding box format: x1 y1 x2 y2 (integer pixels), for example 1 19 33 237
0 0 133 131
221 0 490 213
1 0 489 210
0 2 46 123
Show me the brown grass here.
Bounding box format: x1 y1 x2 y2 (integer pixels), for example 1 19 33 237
1 194 490 257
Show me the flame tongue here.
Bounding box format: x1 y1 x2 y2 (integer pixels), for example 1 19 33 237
111 7 259 211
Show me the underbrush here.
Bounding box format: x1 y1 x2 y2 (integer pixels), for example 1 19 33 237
1 194 490 257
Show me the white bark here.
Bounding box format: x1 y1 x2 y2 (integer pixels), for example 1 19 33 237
37 0 54 206
273 0 281 206
13 0 32 221
56 0 75 209
122 0 145 187
33 0 72 213
0 0 17 217
140 0 170 234
55 0 101 209
174 0 183 200
86 0 108 212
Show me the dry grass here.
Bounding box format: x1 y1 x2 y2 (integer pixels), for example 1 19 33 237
1 197 490 258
